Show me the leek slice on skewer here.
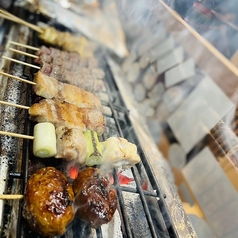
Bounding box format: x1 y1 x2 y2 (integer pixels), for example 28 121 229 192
84 130 103 166
33 122 57 158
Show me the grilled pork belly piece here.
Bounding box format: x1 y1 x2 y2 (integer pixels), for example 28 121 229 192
29 99 105 136
33 71 103 112
40 62 105 92
101 137 141 170
23 167 74 237
55 126 87 164
35 46 98 68
73 167 118 228
41 62 105 80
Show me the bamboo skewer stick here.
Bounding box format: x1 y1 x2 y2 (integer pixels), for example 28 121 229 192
8 40 39 51
0 194 24 200
0 100 30 109
2 56 40 69
0 9 43 33
0 131 34 140
0 71 36 85
9 48 39 59
0 13 16 22
211 9 238 31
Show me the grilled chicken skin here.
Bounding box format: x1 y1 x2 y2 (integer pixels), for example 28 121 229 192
23 167 74 237
29 99 105 136
73 167 118 228
33 71 103 112
55 126 87 163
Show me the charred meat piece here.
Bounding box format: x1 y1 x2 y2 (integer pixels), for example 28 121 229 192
29 99 105 136
40 62 105 92
33 71 103 112
41 62 105 80
35 46 98 68
55 126 87 164
73 167 118 228
23 167 74 237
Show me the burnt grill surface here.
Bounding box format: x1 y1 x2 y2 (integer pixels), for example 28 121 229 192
0 7 177 238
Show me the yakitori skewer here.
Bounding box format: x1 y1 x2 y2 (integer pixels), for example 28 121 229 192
3 55 105 93
0 194 24 200
0 9 43 33
0 70 104 112
0 10 93 58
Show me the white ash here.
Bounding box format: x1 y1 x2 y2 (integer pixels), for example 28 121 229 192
103 106 112 117
126 63 140 84
133 83 146 102
98 92 110 103
146 119 162 144
121 52 137 74
101 210 122 238
138 54 150 69
123 192 153 238
147 82 165 107
162 86 184 111
139 99 155 118
142 66 158 90
155 103 172 122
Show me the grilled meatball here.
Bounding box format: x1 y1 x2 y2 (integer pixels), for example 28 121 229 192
23 167 74 237
73 167 118 228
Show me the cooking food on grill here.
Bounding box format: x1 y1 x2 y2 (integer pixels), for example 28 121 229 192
39 62 105 92
100 137 141 170
23 167 74 237
38 26 94 58
33 122 57 158
55 126 87 163
29 99 105 135
33 71 103 111
73 167 118 228
40 61 105 79
35 45 98 68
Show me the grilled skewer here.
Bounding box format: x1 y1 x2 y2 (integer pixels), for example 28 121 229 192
3 55 106 93
0 99 105 136
0 71 103 111
0 11 93 57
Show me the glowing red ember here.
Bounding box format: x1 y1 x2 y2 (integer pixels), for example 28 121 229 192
117 173 134 185
68 166 79 179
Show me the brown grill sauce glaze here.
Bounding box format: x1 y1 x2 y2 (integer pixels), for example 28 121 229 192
23 167 74 237
73 167 118 229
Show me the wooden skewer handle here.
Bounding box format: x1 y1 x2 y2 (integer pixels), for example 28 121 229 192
8 40 39 51
2 56 40 69
0 131 34 140
0 71 36 85
0 100 30 109
0 194 24 199
9 48 39 59
0 9 43 33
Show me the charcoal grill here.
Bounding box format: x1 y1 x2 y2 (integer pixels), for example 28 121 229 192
0 5 196 238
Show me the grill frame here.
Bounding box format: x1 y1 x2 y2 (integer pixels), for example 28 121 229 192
0 6 183 238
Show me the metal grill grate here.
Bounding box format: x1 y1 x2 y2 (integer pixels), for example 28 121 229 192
0 8 177 238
